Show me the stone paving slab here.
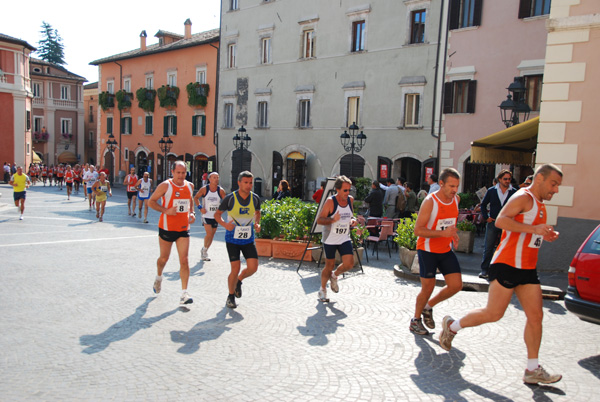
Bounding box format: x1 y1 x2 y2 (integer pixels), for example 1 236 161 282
0 183 598 401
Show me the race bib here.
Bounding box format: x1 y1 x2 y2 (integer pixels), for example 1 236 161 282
529 234 543 249
173 199 189 213
205 199 219 213
234 225 252 239
100 186 108 192
332 221 349 236
436 218 456 231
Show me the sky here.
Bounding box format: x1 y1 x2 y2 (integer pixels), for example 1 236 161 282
1 0 221 83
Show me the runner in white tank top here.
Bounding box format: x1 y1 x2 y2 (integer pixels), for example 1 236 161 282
193 172 226 261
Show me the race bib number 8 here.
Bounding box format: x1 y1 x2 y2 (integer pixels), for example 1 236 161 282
234 225 252 239
436 218 456 231
173 199 189 213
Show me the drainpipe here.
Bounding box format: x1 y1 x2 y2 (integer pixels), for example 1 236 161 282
114 61 123 182
211 37 220 174
431 0 450 174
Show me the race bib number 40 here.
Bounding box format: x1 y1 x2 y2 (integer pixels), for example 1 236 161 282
234 225 252 239
173 199 190 213
436 218 456 231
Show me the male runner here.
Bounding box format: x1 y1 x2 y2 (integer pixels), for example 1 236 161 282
56 164 64 190
316 175 357 302
439 164 563 385
83 165 98 210
48 165 54 186
194 172 226 261
92 172 112 222
82 163 90 199
124 167 139 216
41 164 48 186
73 164 81 194
214 171 261 309
136 171 153 223
149 161 196 305
410 168 462 335
9 166 32 220
64 165 74 200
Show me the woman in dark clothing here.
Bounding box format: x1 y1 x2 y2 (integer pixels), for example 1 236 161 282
276 179 292 200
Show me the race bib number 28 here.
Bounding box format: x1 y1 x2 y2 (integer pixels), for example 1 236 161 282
173 199 189 213
234 225 252 239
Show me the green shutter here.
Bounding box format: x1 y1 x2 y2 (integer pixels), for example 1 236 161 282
192 115 197 136
201 115 206 136
164 116 168 135
173 116 177 135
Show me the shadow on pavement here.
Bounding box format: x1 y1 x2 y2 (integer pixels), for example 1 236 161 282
525 383 566 400
170 308 243 354
79 297 178 354
578 354 600 380
297 302 347 346
410 335 510 401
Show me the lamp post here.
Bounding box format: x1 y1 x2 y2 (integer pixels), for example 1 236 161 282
231 126 251 191
499 77 531 128
232 125 251 151
106 133 118 182
340 122 367 177
158 133 173 182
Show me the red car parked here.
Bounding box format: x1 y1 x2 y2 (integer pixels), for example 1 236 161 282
565 225 600 325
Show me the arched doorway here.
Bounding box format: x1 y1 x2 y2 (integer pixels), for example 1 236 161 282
340 154 365 178
103 152 115 183
463 157 496 193
194 154 209 189
137 151 148 177
393 157 421 190
286 151 306 199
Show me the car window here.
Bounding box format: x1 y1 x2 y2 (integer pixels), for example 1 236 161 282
582 227 600 255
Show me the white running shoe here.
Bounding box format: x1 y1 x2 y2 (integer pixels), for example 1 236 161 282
330 272 339 293
153 279 162 294
201 247 210 261
180 292 193 305
19 215 24 220
318 288 328 301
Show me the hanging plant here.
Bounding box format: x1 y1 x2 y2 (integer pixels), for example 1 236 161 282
186 82 209 107
115 89 133 110
157 85 180 108
135 87 156 112
98 91 115 111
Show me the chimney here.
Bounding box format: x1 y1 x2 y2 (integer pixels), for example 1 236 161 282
184 19 192 39
140 30 147 51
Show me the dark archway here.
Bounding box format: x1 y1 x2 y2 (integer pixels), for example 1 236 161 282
340 154 365 178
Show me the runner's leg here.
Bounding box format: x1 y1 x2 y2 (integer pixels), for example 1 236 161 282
174 236 191 290
427 272 463 308
515 283 544 359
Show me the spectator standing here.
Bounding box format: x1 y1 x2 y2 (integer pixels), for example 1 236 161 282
427 174 440 194
276 180 291 200
404 182 418 217
364 180 384 218
381 178 399 218
312 180 326 204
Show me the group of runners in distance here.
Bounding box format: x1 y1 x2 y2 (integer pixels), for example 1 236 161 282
8 159 565 385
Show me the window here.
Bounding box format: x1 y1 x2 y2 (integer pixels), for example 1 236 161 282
224 103 234 128
34 117 43 133
192 115 206 136
26 111 31 131
124 148 129 160
352 21 365 52
32 82 41 98
124 78 131 92
228 44 237 68
107 81 114 94
299 100 310 128
61 85 69 100
167 72 177 87
525 75 543 112
89 131 94 147
196 68 207 84
230 0 238 11
146 75 154 89
145 115 153 135
404 94 420 127
107 117 113 134
257 101 268 127
519 0 552 18
89 106 94 123
347 96 360 126
302 30 315 58
164 115 177 136
410 10 426 44
449 0 482 29
261 37 272 64
61 119 72 135
443 80 477 114
121 117 132 135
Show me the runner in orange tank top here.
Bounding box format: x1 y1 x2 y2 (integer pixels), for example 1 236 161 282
410 168 462 336
149 161 196 306
439 164 563 385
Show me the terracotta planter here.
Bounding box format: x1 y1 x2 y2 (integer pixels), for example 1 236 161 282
255 238 273 257
272 240 313 261
399 246 419 274
456 231 475 253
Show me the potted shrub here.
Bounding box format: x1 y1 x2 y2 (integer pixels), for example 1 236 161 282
255 200 282 257
115 89 133 110
98 91 115 111
456 219 477 253
157 85 180 108
394 213 419 273
136 88 156 113
186 82 209 107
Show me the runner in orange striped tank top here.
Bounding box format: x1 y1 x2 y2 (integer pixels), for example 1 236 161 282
149 161 196 306
410 168 463 336
439 164 563 385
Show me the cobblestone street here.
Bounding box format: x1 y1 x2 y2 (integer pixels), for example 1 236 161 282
1 184 599 401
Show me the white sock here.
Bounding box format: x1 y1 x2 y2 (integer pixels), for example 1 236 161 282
155 275 162 281
182 289 188 294
527 359 539 372
449 319 462 333
425 304 432 310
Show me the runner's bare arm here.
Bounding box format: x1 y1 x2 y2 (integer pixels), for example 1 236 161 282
148 182 176 215
414 196 458 239
495 192 553 237
317 198 337 225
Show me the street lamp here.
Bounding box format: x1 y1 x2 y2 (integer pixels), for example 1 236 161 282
499 77 531 128
233 125 251 151
158 133 173 182
340 122 367 177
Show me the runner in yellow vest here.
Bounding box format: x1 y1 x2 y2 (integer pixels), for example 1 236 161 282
9 166 32 220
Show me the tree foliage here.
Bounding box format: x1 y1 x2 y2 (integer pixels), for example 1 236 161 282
36 21 66 65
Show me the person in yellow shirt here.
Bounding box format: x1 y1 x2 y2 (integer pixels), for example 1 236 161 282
9 166 32 220
91 172 112 222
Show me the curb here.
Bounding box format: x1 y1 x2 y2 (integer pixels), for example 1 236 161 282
393 265 565 300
